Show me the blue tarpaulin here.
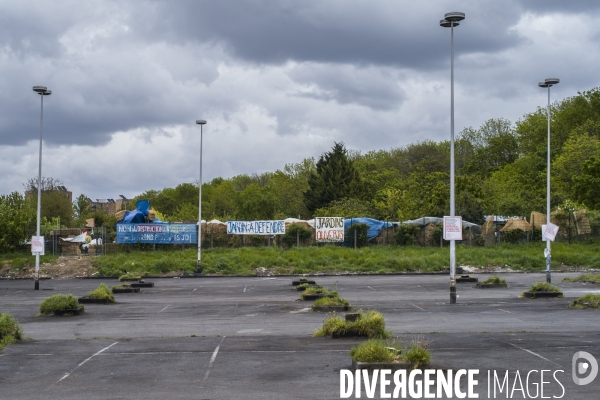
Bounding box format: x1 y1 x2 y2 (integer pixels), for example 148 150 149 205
344 218 394 243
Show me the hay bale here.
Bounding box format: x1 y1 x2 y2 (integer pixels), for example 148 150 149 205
500 217 531 232
573 210 591 235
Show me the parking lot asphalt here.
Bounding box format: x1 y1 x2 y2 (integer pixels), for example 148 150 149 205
1 273 599 399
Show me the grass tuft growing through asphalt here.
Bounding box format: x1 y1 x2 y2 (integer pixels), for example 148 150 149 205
314 310 391 338
0 313 24 351
568 294 600 309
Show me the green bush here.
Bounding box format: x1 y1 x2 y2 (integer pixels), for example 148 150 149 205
568 294 600 309
0 313 24 351
502 229 527 244
395 224 420 246
84 283 115 302
281 223 313 247
39 294 81 315
345 223 369 247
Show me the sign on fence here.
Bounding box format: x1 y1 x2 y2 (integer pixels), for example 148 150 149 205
315 217 345 242
443 216 463 240
226 220 285 235
31 236 45 255
542 223 559 242
116 223 197 244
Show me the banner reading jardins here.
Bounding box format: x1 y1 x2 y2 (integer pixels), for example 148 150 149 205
315 217 344 242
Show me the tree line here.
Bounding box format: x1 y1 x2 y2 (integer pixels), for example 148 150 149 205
1 86 599 251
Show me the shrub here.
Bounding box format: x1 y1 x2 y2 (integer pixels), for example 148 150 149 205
112 284 132 290
395 224 420 246
482 275 506 284
0 313 24 351
568 294 600 309
84 283 115 302
281 223 313 247
39 294 81 315
345 223 369 247
502 229 527 244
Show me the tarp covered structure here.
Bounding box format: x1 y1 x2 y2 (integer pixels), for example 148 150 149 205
345 218 394 241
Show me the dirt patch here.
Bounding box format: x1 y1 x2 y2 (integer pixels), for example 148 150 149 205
0 256 97 280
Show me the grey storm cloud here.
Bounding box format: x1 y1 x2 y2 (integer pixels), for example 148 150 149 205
0 0 599 200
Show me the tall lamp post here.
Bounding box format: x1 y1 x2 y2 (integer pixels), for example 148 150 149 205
195 119 207 275
440 12 464 304
539 78 559 283
32 86 52 290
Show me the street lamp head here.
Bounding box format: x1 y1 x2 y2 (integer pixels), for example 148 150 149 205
40 90 52 96
33 86 47 93
545 78 560 85
538 82 550 88
445 12 465 22
440 19 458 28
196 120 207 125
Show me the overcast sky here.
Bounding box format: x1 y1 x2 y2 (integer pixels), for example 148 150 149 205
1 0 599 202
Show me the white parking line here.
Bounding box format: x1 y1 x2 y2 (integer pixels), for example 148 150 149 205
243 285 247 293
159 305 170 313
411 304 429 312
58 342 119 382
367 286 376 291
203 336 226 381
498 309 511 314
504 341 564 368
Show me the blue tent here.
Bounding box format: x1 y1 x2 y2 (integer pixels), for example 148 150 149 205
344 218 394 245
119 199 162 223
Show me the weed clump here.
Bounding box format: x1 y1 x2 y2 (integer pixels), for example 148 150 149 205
84 283 115 302
528 282 561 292
118 273 143 281
313 295 350 307
39 294 81 315
350 336 431 368
568 294 600 309
350 339 398 363
314 310 391 338
482 275 506 284
563 274 600 283
0 313 24 351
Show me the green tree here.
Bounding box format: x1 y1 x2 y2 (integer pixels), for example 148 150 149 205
0 192 35 252
553 132 600 200
235 184 277 220
73 194 93 227
315 198 375 219
304 142 363 214
460 118 520 178
573 156 600 210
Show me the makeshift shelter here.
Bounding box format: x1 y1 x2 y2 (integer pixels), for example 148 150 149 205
500 217 532 233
